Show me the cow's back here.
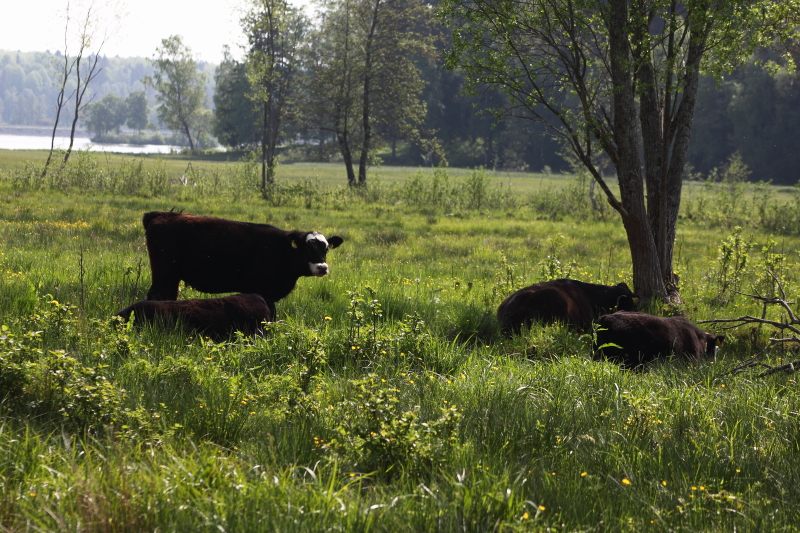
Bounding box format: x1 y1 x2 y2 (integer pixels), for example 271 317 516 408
498 280 593 332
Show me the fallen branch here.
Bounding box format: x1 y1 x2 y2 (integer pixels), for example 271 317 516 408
698 276 800 378
758 361 800 377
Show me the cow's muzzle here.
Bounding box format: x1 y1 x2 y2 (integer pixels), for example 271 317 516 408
310 262 329 276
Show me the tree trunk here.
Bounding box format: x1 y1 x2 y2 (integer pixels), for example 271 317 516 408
262 93 279 189
339 0 356 187
608 0 666 302
262 102 268 192
266 83 283 186
358 0 380 187
63 55 83 167
337 131 357 186
632 5 708 302
485 128 493 169
637 41 673 301
658 30 707 300
43 63 70 178
184 122 196 152
43 5 74 178
266 120 278 185
358 68 371 187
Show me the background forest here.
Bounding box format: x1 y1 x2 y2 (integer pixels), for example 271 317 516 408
2 14 800 181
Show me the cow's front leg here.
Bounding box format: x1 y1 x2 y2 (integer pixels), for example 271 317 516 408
146 273 181 301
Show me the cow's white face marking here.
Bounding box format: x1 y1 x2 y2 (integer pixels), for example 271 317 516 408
303 232 331 276
306 232 329 247
309 262 329 276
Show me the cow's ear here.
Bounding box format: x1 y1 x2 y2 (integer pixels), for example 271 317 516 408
328 236 344 249
616 282 630 291
715 335 725 347
287 231 302 249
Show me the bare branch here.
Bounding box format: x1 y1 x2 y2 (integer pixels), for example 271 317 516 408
707 275 800 378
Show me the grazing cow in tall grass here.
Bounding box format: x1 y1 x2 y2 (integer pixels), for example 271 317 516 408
142 211 344 314
115 293 272 341
595 311 725 368
497 278 639 333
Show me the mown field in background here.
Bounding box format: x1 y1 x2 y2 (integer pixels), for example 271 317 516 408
0 148 569 193
1 150 800 531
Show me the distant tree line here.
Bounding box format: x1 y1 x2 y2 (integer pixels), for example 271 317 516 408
687 65 800 185
83 91 149 137
2 13 800 182
210 1 800 183
0 49 215 135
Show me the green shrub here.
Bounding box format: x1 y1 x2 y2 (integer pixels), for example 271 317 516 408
709 227 753 306
324 374 461 477
0 326 126 430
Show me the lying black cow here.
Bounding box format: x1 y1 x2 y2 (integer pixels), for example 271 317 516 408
497 279 639 333
595 311 725 367
115 293 272 341
142 211 344 314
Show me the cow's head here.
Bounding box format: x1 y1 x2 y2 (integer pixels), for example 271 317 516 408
705 334 725 360
289 231 344 276
614 282 640 311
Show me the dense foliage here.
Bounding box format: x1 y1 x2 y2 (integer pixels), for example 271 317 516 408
1 152 800 529
687 66 800 184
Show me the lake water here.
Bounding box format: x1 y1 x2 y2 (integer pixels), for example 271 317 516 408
0 134 183 154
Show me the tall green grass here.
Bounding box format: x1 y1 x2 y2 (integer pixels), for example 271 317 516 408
1 152 800 531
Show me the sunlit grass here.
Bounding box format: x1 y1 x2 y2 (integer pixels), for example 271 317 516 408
1 152 800 530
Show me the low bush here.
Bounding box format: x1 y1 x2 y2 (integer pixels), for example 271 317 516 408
323 374 461 478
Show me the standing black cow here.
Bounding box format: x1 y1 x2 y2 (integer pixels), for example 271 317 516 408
497 278 639 333
115 293 272 341
595 311 725 367
142 211 344 314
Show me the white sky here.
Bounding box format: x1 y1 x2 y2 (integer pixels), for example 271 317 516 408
0 0 298 64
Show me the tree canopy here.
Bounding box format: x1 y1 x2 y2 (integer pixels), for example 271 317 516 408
243 0 307 190
307 0 438 186
125 90 150 132
213 47 260 150
85 93 127 137
148 35 211 152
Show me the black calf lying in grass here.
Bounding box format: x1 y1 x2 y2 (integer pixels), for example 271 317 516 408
498 278 639 333
596 311 725 368
115 293 272 341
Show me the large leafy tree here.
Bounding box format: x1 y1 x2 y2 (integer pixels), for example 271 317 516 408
242 0 307 191
213 47 260 150
125 89 150 133
147 35 210 152
309 0 437 186
84 93 126 137
439 0 799 301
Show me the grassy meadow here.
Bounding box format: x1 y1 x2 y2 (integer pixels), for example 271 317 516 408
1 149 800 531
